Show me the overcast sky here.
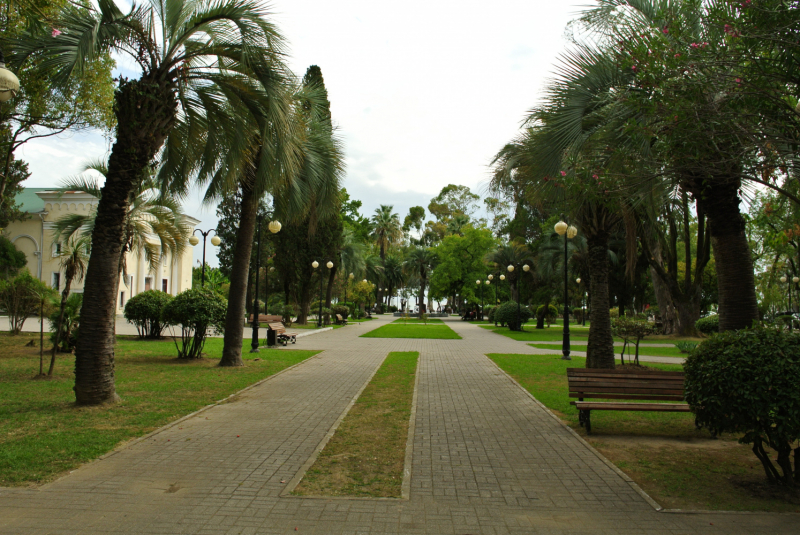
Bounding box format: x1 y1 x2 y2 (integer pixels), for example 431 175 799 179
17 0 585 267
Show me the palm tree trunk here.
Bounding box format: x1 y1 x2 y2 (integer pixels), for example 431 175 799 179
325 265 337 310
74 77 176 405
221 186 258 366
585 234 615 369
701 181 759 331
48 279 73 376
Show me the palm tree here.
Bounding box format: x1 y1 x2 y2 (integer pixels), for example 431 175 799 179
382 254 404 307
10 0 287 404
370 205 403 307
53 160 191 280
48 236 89 376
405 247 437 314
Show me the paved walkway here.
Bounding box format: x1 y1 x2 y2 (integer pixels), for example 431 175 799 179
0 316 795 534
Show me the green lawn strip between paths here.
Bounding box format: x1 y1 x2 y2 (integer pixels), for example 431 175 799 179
360 323 461 339
487 353 799 512
528 343 686 359
392 318 444 324
293 351 418 497
0 332 320 486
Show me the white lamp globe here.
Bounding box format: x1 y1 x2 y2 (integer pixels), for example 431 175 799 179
485 280 490 285
210 235 221 246
326 261 333 269
523 264 530 272
349 273 354 279
312 260 319 269
781 276 788 283
189 235 199 246
567 225 578 239
507 265 514 272
500 274 505 281
794 276 799 283
476 280 481 285
576 278 581 284
0 59 20 103
268 220 282 234
554 221 568 235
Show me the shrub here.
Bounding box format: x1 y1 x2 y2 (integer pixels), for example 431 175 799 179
0 236 27 279
611 317 657 365
486 305 498 323
695 314 719 335
536 304 559 326
49 293 82 352
0 271 54 334
161 288 226 359
674 341 698 354
684 327 800 486
572 307 584 323
124 290 173 339
332 304 349 320
388 305 398 313
281 304 295 326
609 307 619 318
495 301 532 330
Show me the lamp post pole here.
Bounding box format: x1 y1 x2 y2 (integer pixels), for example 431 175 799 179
781 274 800 332
555 218 577 360
189 229 221 286
507 263 530 331
576 278 585 326
345 272 354 317
249 216 281 352
312 261 334 328
484 279 491 320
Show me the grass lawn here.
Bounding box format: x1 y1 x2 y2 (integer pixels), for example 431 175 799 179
529 343 687 359
0 332 320 487
360 323 461 340
392 318 443 324
293 351 418 497
487 353 800 512
483 325 702 344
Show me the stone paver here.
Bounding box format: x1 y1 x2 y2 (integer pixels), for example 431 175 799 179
0 315 796 534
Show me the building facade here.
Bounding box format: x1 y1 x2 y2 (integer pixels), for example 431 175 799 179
4 188 199 313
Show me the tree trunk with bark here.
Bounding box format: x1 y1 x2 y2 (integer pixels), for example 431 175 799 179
74 76 176 405
698 180 759 331
650 265 676 335
586 233 615 368
220 186 258 367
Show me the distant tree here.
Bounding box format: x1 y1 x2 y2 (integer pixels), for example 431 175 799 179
0 235 27 278
0 271 54 334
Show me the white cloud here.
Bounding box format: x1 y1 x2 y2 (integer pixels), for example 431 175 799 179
16 0 584 266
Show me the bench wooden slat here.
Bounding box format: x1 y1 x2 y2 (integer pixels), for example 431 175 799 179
571 401 691 412
567 370 685 378
248 314 283 323
569 380 685 389
569 386 686 395
569 393 686 401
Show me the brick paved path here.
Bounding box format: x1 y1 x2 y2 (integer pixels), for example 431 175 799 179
0 316 795 534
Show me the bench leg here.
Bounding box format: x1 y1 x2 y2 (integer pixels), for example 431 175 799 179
578 409 592 434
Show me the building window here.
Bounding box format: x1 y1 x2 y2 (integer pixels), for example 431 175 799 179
144 277 152 291
162 279 168 293
52 242 62 257
52 272 60 291
120 292 125 308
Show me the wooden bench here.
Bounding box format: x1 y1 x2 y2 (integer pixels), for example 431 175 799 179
567 368 690 434
248 314 283 324
335 313 348 326
266 322 297 346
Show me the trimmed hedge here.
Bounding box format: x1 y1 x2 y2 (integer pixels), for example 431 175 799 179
124 290 173 339
695 314 719 335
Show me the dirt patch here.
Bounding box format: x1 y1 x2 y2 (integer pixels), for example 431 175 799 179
588 435 736 450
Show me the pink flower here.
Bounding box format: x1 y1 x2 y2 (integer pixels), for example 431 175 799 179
735 78 742 84
592 174 599 180
674 53 681 58
51 29 62 37
690 43 699 49
662 27 669 34
631 65 638 72
560 171 567 177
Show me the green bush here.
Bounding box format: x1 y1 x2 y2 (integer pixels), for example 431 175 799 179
495 301 532 330
0 236 27 279
49 293 82 352
572 307 584 323
695 314 719 335
0 271 54 334
388 305 398 313
684 326 800 486
609 307 619 318
281 304 295 326
611 317 658 365
674 341 698 354
161 288 226 359
124 290 173 339
536 304 558 322
332 304 349 320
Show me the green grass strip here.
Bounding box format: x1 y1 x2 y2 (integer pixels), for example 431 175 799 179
294 351 419 497
391 318 444 324
360 323 461 339
0 333 320 486
528 343 686 359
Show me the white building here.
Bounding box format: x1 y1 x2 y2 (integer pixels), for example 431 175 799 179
4 188 199 313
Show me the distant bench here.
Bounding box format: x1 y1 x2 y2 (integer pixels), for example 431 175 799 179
335 313 348 325
248 314 283 324
567 368 690 434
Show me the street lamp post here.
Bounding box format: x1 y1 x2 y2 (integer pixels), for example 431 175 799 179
555 219 578 360
313 260 334 328
249 216 281 352
780 274 800 332
345 272 354 317
189 229 221 286
507 263 530 331
476 279 482 320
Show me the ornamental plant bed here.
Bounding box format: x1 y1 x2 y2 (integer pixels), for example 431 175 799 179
0 332 320 486
487 353 800 512
293 351 418 497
